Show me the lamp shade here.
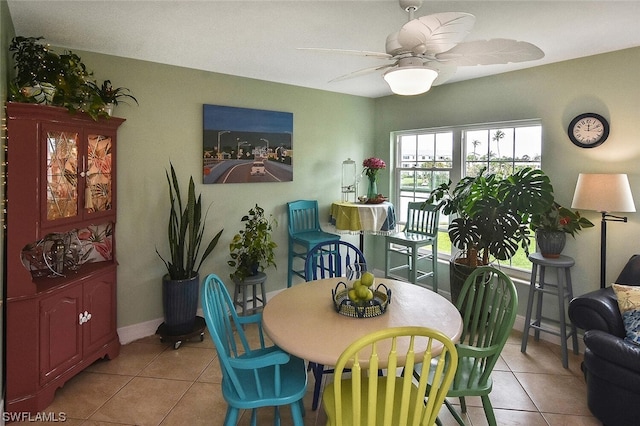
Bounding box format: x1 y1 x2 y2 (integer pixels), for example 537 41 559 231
383 66 438 96
571 173 636 213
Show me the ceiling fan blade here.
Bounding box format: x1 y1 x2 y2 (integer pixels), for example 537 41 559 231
329 63 396 83
428 63 456 86
436 39 545 66
297 47 392 60
396 12 475 55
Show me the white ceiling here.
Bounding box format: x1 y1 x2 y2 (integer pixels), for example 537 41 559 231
7 0 640 98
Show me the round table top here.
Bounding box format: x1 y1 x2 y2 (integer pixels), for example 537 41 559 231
262 277 463 366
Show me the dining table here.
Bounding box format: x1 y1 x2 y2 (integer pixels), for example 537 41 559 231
262 277 463 367
329 201 397 252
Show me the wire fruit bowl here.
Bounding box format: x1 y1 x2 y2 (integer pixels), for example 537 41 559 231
332 281 391 318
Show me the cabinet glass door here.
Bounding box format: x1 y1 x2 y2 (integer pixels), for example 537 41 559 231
46 130 79 221
86 134 113 213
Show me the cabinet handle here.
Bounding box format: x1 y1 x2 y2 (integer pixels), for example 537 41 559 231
78 311 92 325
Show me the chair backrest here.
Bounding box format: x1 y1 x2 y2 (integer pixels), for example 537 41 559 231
455 266 518 388
201 273 266 399
403 202 439 236
330 326 458 426
287 200 322 237
304 240 366 281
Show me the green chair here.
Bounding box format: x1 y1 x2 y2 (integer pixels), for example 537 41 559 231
322 326 458 426
385 202 439 292
422 266 517 426
201 273 307 426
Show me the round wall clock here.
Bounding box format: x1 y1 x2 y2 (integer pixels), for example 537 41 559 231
568 113 610 148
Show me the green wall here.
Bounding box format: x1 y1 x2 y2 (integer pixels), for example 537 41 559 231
73 51 375 327
373 47 640 302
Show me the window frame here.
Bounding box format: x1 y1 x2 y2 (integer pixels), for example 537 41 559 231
392 119 542 279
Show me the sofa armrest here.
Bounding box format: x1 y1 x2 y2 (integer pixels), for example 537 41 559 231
568 287 625 337
584 329 640 375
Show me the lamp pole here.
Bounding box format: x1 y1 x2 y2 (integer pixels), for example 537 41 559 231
217 130 230 159
236 140 249 159
600 212 628 288
260 138 269 158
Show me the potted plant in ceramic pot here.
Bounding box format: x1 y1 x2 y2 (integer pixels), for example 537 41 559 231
228 204 277 282
428 167 554 303
156 163 223 335
530 202 594 258
87 79 138 116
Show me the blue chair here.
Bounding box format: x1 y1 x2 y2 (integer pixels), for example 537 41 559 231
201 274 307 426
304 240 367 281
304 240 367 411
287 200 340 287
385 202 440 292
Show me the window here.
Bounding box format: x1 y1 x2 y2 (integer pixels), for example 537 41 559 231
393 120 542 273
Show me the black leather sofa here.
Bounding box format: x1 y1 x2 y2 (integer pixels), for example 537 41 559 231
568 254 640 426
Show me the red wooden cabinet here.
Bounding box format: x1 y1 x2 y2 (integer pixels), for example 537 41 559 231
5 103 124 413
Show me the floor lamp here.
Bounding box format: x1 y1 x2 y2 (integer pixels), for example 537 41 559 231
571 173 636 288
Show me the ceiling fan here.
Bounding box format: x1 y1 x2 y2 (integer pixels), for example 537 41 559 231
301 0 544 96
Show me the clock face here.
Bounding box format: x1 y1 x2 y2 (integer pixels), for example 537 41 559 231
568 113 610 148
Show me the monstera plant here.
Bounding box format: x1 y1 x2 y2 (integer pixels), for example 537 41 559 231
428 167 554 302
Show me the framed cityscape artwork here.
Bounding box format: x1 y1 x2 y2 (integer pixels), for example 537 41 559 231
203 104 293 184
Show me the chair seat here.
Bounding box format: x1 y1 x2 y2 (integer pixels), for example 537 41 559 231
221 354 308 408
387 231 436 245
447 356 493 396
292 230 340 248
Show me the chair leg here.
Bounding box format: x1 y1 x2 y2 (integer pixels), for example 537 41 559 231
272 406 280 426
224 407 240 426
481 395 497 426
288 241 294 287
312 363 325 410
290 399 305 426
411 246 418 284
432 246 438 293
444 399 466 426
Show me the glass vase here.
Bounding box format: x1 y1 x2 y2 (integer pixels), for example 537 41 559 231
367 176 378 200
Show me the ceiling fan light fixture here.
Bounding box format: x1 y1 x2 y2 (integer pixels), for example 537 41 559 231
383 66 438 96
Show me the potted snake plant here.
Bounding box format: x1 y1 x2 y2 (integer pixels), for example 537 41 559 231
156 162 223 335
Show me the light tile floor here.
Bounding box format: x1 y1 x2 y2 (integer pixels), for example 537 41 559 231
29 326 601 425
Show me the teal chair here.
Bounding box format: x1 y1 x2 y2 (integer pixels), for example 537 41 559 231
385 202 439 292
201 274 307 425
322 326 458 426
417 266 518 426
287 200 340 287
304 240 367 411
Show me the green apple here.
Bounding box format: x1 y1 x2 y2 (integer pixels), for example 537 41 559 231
356 284 370 299
361 271 375 287
348 289 358 302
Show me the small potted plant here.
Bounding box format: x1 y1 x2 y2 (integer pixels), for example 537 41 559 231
156 162 223 335
228 204 277 282
87 79 138 116
530 202 594 258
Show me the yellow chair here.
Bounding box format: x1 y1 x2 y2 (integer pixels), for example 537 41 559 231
322 326 458 426
385 202 439 292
